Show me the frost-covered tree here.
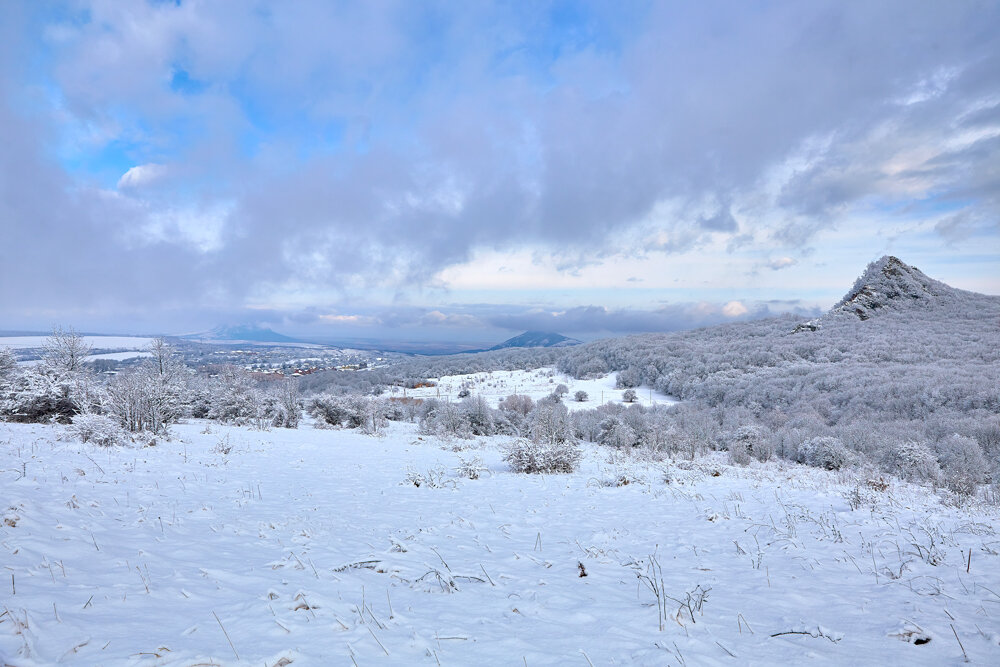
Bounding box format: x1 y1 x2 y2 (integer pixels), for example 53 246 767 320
0 347 15 379
272 379 300 428
209 365 265 426
529 399 576 447
599 416 638 448
43 326 91 375
622 388 638 403
103 351 185 434
574 390 588 402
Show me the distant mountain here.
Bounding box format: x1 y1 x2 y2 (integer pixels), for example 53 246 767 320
184 325 302 344
486 331 582 352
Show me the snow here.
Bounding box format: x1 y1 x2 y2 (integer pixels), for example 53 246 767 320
390 368 677 410
17 351 154 367
0 336 155 351
2 420 999 665
83 351 155 363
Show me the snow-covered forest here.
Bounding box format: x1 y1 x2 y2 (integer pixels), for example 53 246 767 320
2 256 1000 664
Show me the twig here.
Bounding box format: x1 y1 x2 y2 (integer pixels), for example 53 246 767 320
580 649 595 666
333 560 381 572
480 564 496 586
429 547 450 571
212 611 239 660
368 625 390 656
715 640 736 657
770 629 840 643
951 624 968 662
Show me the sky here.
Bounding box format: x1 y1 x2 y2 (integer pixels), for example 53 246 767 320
1 1 998 345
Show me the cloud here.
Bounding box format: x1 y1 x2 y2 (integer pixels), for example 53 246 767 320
722 301 749 317
766 257 797 271
117 163 166 189
1 1 998 332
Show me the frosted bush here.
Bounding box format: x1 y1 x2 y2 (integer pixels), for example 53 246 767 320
454 455 487 480
936 434 988 496
503 438 581 474
882 441 941 484
725 425 772 465
67 413 129 447
796 437 854 471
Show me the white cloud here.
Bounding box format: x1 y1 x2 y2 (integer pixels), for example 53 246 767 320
722 301 749 317
118 163 166 190
767 256 797 271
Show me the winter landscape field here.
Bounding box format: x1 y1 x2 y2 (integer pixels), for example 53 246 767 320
4 2 1000 665
4 416 1000 665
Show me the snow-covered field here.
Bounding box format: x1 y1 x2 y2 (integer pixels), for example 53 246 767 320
2 420 999 665
0 336 155 352
390 368 676 411
17 351 155 367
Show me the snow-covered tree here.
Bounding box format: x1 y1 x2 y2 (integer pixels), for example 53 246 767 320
43 326 91 375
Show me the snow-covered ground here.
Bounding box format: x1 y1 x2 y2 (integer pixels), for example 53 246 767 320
2 420 998 665
390 368 676 411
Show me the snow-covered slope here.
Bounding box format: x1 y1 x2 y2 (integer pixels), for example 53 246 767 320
2 419 999 665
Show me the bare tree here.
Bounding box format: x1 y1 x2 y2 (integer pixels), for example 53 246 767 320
43 326 91 375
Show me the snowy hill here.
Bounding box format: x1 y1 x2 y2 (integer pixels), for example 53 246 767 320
829 255 982 321
183 324 302 344
486 331 582 351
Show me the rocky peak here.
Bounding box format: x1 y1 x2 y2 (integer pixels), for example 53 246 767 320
830 256 948 321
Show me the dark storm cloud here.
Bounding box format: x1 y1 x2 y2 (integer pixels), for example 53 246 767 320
1 1 998 332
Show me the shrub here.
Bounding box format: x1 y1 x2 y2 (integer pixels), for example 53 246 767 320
936 434 988 496
503 438 582 474
454 455 487 480
67 414 129 447
796 437 854 470
882 440 941 484
725 424 772 465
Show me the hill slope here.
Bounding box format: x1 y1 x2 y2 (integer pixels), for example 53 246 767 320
184 325 302 344
558 256 1000 431
487 331 582 351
